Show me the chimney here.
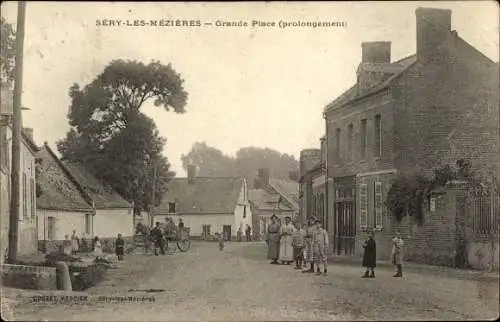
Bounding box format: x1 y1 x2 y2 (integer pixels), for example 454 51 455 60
361 42 391 64
416 7 452 60
187 164 196 183
299 149 321 177
288 171 299 182
22 127 34 141
257 168 270 188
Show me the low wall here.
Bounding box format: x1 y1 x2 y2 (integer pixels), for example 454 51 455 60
39 237 133 254
1 264 57 290
468 239 499 271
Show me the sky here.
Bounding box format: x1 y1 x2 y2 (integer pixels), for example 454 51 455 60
1 1 498 177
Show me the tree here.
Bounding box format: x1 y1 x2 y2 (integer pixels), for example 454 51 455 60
57 59 188 212
181 142 236 177
181 142 299 187
0 17 15 85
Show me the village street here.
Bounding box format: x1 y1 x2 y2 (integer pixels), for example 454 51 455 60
5 241 499 321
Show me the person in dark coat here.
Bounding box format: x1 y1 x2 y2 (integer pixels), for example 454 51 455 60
115 233 125 260
362 230 377 278
151 222 165 256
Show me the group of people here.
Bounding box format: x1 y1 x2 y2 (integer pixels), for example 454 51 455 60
237 225 253 242
150 217 185 256
266 214 406 278
266 215 329 276
61 230 126 261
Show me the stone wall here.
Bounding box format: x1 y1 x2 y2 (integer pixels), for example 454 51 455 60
1 264 57 290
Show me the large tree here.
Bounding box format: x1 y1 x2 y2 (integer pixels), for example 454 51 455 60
181 142 299 187
181 142 236 177
0 17 15 86
57 59 188 212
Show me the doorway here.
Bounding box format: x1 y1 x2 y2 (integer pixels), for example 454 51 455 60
223 225 232 241
333 176 356 256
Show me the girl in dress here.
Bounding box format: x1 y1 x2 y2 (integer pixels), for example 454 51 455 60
93 236 103 258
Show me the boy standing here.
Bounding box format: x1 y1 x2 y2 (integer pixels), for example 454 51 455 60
115 233 125 261
291 221 305 269
362 230 376 278
216 232 224 251
312 219 329 276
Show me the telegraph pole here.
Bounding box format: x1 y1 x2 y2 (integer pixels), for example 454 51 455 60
149 161 157 227
7 1 27 264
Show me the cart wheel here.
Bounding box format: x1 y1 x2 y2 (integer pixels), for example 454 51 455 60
177 239 191 252
165 240 175 255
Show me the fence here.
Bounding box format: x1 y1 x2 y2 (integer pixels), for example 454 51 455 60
468 187 499 237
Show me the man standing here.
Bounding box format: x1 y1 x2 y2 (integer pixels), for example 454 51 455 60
391 231 404 277
151 222 165 256
245 225 252 241
312 219 329 275
302 217 316 273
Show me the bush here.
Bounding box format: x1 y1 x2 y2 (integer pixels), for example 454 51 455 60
69 263 108 291
45 251 82 266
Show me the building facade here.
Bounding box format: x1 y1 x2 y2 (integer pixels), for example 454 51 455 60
1 86 40 261
323 7 499 259
249 168 299 239
153 166 252 241
36 144 95 252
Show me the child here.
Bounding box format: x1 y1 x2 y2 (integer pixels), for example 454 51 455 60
93 236 103 258
362 230 376 278
312 219 329 276
62 234 72 255
216 232 224 251
115 233 125 261
292 221 304 269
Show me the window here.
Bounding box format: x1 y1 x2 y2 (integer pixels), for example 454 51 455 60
335 128 341 162
202 224 211 239
360 119 367 159
168 202 176 213
347 124 353 160
23 172 27 218
30 178 35 217
359 183 368 228
374 114 382 157
374 182 383 229
0 127 8 171
47 216 56 240
85 214 91 234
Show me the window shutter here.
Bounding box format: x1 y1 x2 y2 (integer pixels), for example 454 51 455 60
359 184 368 228
374 182 383 229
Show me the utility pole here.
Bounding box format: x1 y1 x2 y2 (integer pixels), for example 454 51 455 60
7 1 27 264
149 161 157 227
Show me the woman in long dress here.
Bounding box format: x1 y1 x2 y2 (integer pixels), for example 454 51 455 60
279 216 294 265
266 214 281 264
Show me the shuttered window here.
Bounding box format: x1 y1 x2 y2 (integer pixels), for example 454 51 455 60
374 182 383 229
30 178 35 217
23 172 28 219
359 183 368 228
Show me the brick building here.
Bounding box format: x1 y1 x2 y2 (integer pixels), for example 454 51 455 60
298 138 328 232
323 8 499 260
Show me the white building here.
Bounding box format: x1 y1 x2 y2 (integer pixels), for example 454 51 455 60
153 166 252 241
36 143 94 252
63 162 134 240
